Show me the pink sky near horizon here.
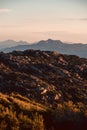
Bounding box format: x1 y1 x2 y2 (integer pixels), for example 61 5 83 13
0 0 87 43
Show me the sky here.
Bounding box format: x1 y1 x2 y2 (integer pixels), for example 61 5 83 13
0 0 87 43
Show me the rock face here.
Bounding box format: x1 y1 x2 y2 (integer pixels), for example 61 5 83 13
0 50 87 106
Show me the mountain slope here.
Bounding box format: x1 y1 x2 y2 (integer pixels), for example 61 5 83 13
0 40 29 50
0 49 87 104
1 39 87 58
0 50 87 130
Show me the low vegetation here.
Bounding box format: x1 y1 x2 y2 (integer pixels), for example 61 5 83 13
0 50 87 129
0 93 87 130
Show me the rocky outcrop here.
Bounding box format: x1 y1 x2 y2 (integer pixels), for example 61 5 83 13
0 50 87 106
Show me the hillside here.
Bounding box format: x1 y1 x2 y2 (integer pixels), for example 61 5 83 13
0 50 87 130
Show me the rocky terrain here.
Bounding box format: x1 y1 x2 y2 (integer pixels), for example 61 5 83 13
0 50 87 130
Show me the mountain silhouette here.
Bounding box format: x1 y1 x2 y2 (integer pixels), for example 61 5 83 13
1 39 87 58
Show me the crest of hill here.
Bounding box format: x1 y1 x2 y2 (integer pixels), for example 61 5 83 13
0 49 87 130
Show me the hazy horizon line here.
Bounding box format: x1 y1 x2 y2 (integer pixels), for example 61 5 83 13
0 38 87 44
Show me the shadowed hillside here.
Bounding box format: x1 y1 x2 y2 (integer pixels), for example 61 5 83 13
0 50 87 130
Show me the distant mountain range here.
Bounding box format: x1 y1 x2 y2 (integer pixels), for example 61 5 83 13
0 39 87 58
0 40 29 50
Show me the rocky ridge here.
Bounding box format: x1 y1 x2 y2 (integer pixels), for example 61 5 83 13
0 50 87 107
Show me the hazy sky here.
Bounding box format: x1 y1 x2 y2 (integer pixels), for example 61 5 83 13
0 0 87 43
